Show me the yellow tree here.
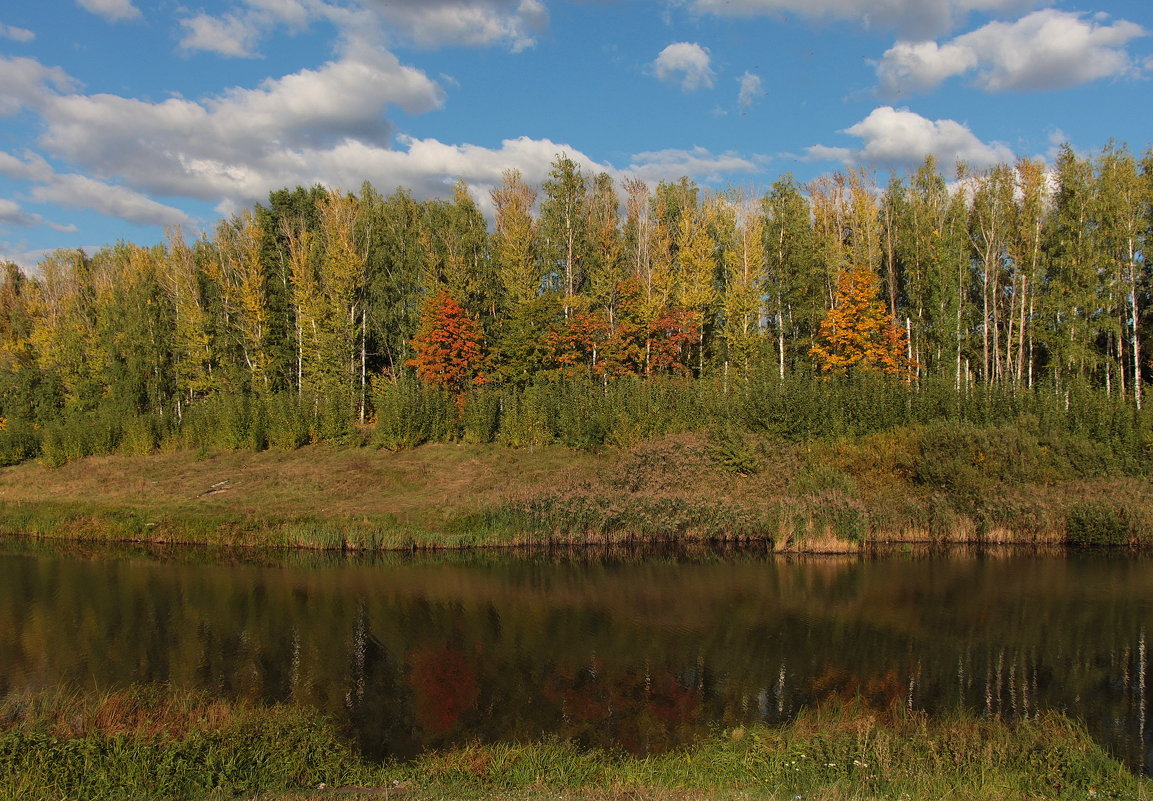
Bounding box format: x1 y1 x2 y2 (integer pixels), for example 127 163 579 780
317 191 363 385
28 249 105 404
212 210 270 393
810 265 912 377
491 169 538 309
674 198 718 374
162 229 216 405
0 262 35 372
283 219 321 395
719 191 765 371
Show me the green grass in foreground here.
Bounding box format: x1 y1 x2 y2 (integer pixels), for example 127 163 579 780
0 687 1148 801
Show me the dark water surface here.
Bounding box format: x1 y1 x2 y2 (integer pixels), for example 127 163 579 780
0 543 1150 773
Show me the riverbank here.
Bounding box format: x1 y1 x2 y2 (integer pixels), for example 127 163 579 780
1 687 1147 801
1 425 1151 551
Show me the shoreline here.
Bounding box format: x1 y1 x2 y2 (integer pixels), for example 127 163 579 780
0 503 1127 554
3 432 1151 553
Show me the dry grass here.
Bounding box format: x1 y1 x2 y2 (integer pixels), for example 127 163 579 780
2 433 1151 550
0 443 601 530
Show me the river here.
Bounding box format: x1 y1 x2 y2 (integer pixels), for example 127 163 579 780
0 543 1149 774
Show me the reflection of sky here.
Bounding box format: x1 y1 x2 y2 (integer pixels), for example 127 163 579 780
0 546 1150 772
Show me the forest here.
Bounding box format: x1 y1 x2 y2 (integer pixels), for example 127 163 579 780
0 143 1151 466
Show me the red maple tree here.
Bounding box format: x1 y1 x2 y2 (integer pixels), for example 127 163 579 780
407 290 486 395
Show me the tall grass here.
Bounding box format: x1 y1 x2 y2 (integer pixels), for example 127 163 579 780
1 689 1147 801
0 686 384 801
402 702 1150 801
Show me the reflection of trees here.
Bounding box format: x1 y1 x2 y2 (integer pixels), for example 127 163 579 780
409 644 480 737
0 547 1150 770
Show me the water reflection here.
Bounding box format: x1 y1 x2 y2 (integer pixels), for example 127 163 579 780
0 542 1150 773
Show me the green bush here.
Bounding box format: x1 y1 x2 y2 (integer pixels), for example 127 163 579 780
0 419 39 466
1065 501 1134 546
372 376 452 450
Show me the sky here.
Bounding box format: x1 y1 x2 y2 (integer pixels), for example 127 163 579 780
0 0 1150 267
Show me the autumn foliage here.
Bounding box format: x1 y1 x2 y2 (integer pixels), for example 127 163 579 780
810 265 912 377
408 290 486 394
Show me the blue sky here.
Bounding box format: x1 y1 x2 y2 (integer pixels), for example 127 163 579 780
1 0 1150 267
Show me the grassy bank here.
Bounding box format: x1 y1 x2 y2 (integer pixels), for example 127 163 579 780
2 421 1152 551
1 687 1148 801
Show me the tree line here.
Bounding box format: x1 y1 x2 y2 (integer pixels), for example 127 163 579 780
0 143 1150 463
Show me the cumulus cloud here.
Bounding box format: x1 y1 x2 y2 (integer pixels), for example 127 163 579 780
76 0 141 22
806 106 1014 170
179 14 263 58
653 42 716 91
687 0 1040 39
36 47 443 202
877 10 1147 95
361 0 548 51
0 57 76 116
180 0 548 58
0 23 35 43
178 0 330 58
737 72 763 109
0 47 761 229
0 151 54 182
31 175 191 227
625 146 759 183
875 41 978 94
0 198 77 232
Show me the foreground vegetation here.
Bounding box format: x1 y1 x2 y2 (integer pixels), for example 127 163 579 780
1 686 1148 801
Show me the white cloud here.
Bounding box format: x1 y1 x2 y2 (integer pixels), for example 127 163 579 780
0 198 77 232
179 14 262 58
30 175 191 227
0 152 54 182
807 106 1014 170
0 57 76 116
180 0 549 58
625 146 759 183
76 0 141 22
0 244 53 270
361 0 549 51
36 47 443 202
876 41 978 94
244 0 312 28
687 0 1040 39
653 42 716 91
877 10 1147 95
1 47 760 230
0 23 35 43
737 72 763 109
178 0 321 58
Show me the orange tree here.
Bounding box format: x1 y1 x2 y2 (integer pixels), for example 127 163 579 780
810 265 912 377
407 290 486 395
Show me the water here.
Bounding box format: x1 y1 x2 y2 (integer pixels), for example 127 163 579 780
0 543 1150 773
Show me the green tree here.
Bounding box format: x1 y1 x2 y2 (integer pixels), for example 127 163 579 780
540 155 589 315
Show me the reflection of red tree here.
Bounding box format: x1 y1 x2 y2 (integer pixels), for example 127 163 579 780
809 665 908 718
540 665 702 752
650 676 698 725
409 645 480 736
